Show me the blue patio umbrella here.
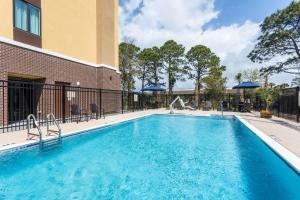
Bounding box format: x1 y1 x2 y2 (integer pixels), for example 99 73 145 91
141 86 166 92
232 82 260 89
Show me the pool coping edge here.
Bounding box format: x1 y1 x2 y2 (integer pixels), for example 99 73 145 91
0 113 155 154
235 115 300 174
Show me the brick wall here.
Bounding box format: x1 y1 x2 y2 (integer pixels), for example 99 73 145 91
0 42 121 127
0 42 120 89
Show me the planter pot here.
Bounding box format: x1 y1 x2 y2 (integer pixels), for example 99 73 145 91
260 111 272 119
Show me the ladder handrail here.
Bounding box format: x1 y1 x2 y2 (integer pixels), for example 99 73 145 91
27 114 43 146
46 113 61 137
169 96 181 114
220 101 224 117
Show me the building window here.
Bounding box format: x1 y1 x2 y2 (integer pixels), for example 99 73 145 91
14 0 28 31
14 0 40 36
28 5 40 35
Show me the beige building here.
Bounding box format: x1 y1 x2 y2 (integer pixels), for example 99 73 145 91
0 0 121 126
0 0 120 89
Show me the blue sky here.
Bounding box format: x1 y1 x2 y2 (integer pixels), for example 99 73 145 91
119 0 295 89
207 0 292 28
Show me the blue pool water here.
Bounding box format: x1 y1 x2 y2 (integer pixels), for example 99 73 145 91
0 115 299 199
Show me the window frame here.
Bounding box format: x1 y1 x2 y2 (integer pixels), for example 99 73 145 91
13 0 41 36
28 4 41 36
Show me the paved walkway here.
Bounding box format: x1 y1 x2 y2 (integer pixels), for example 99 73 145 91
0 109 299 157
237 112 300 156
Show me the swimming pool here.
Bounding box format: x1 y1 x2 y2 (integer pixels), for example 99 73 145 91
0 115 299 199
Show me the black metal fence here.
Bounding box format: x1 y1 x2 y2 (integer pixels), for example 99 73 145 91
272 87 300 122
0 80 143 133
1 79 299 133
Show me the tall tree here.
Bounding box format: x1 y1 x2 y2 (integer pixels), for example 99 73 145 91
160 40 186 100
138 47 164 89
137 49 150 91
248 1 300 75
203 65 227 107
119 40 140 91
234 72 243 101
185 44 220 107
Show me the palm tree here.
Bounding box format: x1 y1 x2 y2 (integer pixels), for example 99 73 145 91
235 73 242 84
234 72 243 102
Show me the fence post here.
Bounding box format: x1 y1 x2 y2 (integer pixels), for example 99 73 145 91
62 85 66 123
99 89 102 118
296 87 299 122
165 95 168 108
121 91 124 114
141 92 144 110
277 96 280 117
128 92 130 112
132 93 135 112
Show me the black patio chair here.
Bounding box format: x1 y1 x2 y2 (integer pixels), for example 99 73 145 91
238 101 245 112
90 103 101 119
71 104 89 123
90 103 106 119
222 101 229 111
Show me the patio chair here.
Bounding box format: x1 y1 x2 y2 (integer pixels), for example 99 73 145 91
222 101 229 111
179 99 196 110
238 102 252 112
203 101 212 111
71 104 89 123
244 103 252 112
90 103 104 119
192 100 197 109
238 101 244 112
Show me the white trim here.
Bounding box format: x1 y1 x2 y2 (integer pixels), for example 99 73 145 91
235 115 300 174
97 64 121 73
0 36 120 74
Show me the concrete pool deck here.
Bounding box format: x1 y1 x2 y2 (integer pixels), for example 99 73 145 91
0 109 299 159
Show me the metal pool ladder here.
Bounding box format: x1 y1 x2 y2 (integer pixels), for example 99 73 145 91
45 113 62 149
27 113 62 151
220 101 224 117
27 114 43 149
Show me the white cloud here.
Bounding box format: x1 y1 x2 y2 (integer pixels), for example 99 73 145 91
120 0 294 89
124 0 142 13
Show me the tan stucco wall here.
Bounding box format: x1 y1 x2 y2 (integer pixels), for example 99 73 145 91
0 0 119 69
96 0 119 69
0 0 13 39
42 0 98 64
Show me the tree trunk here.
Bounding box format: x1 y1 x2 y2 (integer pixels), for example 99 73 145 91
197 82 201 109
127 81 131 92
168 72 172 103
141 76 145 91
154 66 159 102
196 73 201 109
